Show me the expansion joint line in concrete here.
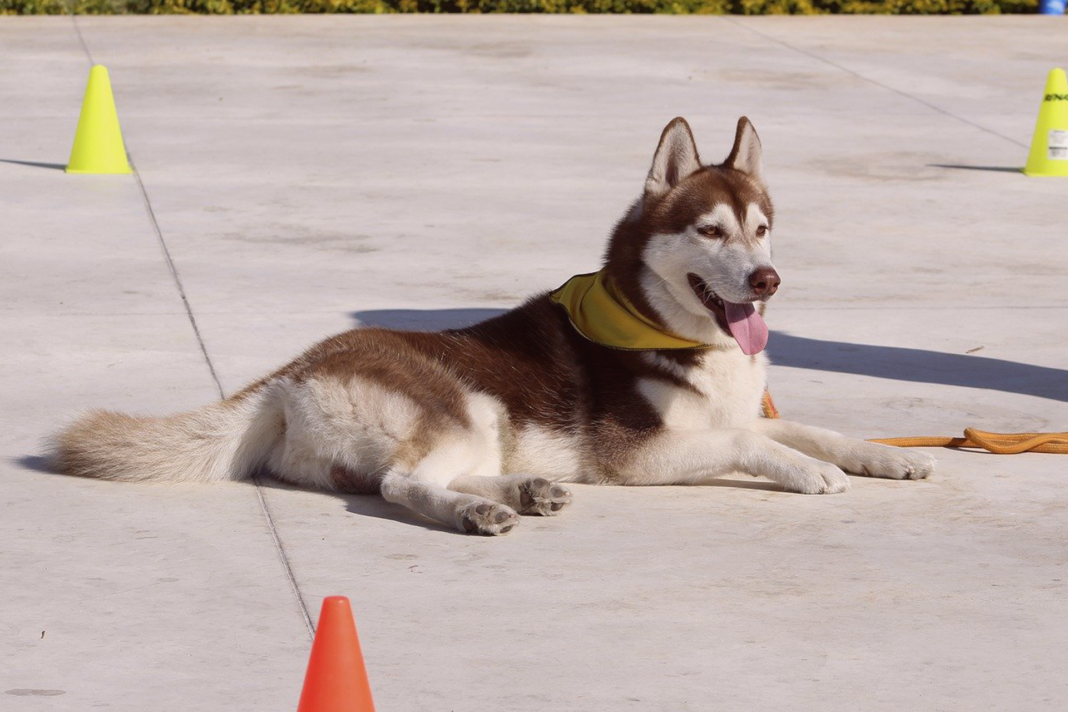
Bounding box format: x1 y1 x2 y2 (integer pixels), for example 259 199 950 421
727 18 1027 150
252 475 317 639
69 15 316 642
69 12 94 64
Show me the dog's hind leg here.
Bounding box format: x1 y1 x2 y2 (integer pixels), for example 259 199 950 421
448 474 573 516
377 429 521 535
380 469 520 535
749 419 935 481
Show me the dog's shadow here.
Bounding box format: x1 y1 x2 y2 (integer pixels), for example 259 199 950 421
352 308 506 331
15 455 460 535
17 454 54 473
354 308 1068 404
254 475 459 535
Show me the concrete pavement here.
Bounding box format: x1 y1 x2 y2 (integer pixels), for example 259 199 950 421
2 16 1067 711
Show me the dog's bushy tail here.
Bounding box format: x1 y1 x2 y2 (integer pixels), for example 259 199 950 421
50 384 283 484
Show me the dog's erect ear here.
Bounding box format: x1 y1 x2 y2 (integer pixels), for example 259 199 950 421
724 116 764 186
644 117 702 199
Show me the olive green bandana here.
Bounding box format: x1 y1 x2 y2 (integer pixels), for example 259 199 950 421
549 271 711 351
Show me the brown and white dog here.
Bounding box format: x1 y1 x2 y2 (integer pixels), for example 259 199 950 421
52 117 935 535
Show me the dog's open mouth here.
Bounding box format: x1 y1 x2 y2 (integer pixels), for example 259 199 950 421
687 273 729 331
687 273 769 356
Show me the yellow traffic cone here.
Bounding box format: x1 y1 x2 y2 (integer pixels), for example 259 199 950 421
1023 67 1068 177
66 65 132 175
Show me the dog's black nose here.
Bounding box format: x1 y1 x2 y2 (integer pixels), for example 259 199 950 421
749 267 781 297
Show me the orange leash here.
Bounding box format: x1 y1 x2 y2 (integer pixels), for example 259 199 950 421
760 390 1067 455
869 429 1068 454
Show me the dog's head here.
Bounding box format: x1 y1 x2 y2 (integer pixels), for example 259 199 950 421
604 117 777 355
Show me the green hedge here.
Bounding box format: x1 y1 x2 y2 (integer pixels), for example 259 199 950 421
0 0 1040 13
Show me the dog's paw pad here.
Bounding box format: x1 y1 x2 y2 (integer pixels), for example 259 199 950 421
518 477 573 516
460 502 519 536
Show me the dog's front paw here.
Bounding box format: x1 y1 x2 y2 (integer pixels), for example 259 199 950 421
518 477 572 516
788 460 851 495
850 445 936 480
459 502 520 536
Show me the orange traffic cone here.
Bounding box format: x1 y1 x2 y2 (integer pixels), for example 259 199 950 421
297 596 376 712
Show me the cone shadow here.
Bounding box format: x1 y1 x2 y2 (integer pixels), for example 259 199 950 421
0 158 67 171
928 164 1022 174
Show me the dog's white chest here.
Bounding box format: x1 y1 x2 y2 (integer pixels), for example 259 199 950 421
638 350 766 430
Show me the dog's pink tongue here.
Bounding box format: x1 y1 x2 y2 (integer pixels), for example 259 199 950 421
723 301 768 355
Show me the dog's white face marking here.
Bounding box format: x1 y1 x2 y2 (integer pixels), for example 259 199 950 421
691 203 774 302
640 202 775 344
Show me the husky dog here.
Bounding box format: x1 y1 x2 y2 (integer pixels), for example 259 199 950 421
52 117 935 535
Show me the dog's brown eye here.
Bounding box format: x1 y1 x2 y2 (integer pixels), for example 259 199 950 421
697 225 723 238
756 225 768 237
